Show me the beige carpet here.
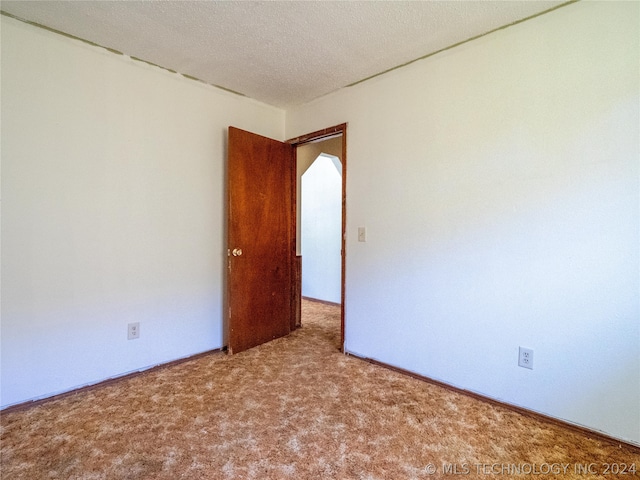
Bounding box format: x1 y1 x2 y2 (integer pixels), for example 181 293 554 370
1 300 638 479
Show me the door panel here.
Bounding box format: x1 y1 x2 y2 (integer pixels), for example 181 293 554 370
227 127 294 354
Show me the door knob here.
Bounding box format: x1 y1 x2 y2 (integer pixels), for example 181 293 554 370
232 248 243 256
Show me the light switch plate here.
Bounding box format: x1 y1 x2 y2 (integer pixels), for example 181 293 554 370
358 227 366 242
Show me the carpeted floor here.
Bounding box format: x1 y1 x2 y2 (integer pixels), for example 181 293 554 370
1 300 638 479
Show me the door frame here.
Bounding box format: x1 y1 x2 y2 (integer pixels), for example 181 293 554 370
287 123 347 351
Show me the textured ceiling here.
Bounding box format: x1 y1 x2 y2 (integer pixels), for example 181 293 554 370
1 1 565 107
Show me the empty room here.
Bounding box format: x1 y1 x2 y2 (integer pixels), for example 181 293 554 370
1 1 638 478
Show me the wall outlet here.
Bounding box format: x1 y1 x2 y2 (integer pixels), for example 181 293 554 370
518 347 533 369
128 322 140 340
358 227 367 242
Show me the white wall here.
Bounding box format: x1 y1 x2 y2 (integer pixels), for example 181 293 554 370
302 155 342 303
0 16 284 407
296 136 343 254
286 2 640 444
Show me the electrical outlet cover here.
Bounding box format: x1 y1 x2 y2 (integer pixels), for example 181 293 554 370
518 347 533 369
128 322 140 340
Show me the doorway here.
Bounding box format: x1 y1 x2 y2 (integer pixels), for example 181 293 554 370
226 125 345 355
301 152 342 303
288 124 346 350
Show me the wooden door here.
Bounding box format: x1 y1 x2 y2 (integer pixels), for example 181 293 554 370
227 127 294 354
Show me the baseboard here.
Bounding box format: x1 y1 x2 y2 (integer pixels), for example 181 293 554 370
346 352 640 454
1 347 225 414
6 344 637 453
302 296 341 307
